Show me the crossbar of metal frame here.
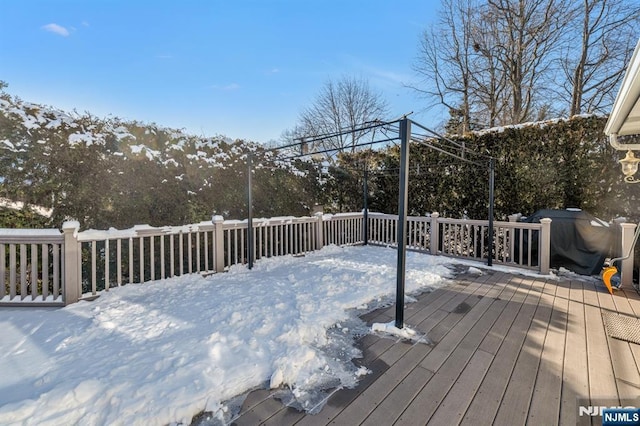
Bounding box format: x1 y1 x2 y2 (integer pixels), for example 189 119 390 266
266 118 402 155
410 120 493 160
410 137 484 166
277 135 400 161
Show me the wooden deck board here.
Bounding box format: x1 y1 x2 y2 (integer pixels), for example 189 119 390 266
395 281 514 424
584 281 619 404
618 286 640 321
477 275 528 354
560 280 590 426
323 297 468 425
463 276 540 425
461 277 545 425
228 268 640 426
358 365 434 426
492 279 554 426
419 279 507 373
329 273 510 426
292 359 389 426
527 279 568 425
600 286 640 404
327 344 434 425
263 406 305 426
232 389 283 426
403 289 459 327
425 349 494 425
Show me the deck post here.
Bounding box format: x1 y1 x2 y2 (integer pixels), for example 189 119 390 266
212 215 225 272
62 221 81 305
539 218 552 274
620 222 637 287
429 212 439 255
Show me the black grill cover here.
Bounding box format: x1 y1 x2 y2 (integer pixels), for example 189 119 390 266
519 209 613 275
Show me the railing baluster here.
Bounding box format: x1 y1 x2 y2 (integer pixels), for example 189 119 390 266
129 237 134 284
30 244 37 300
117 239 122 286
160 235 166 279
226 229 231 267
140 236 145 282
19 244 27 299
257 225 262 259
240 228 245 264
293 223 297 254
53 243 59 299
0 245 5 299
178 233 184 275
285 223 289 253
528 229 533 266
170 234 175 278
9 244 16 299
270 225 274 257
187 232 193 273
150 235 155 280
196 231 201 272
105 239 110 291
203 232 208 272
91 241 97 295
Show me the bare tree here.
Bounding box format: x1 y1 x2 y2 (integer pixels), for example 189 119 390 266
469 9 510 127
562 0 640 116
412 0 478 134
482 0 570 123
413 0 578 128
296 76 389 155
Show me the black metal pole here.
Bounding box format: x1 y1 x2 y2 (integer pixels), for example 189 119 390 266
247 152 254 269
363 165 369 245
487 158 495 267
395 118 411 329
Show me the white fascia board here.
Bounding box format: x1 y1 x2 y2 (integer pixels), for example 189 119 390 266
605 38 640 141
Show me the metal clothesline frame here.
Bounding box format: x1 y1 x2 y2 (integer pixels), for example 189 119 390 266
246 117 495 329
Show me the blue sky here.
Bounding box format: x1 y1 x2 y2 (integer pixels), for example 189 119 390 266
0 1 441 144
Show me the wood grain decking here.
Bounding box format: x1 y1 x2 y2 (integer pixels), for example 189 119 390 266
231 269 640 425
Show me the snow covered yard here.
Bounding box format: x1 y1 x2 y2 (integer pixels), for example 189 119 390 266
0 245 455 425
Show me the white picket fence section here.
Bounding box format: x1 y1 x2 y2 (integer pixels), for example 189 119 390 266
76 220 220 297
5 210 633 307
223 215 323 267
366 212 551 271
323 213 365 246
0 229 64 305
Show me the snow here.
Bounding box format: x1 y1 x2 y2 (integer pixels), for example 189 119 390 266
472 113 602 137
371 321 431 344
0 245 455 425
0 197 53 218
466 266 484 276
0 228 60 237
0 96 314 187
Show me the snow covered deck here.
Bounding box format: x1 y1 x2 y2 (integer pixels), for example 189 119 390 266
232 270 640 425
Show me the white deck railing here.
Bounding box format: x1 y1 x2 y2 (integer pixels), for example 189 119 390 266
0 229 64 305
366 212 551 270
222 216 322 267
11 210 629 308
